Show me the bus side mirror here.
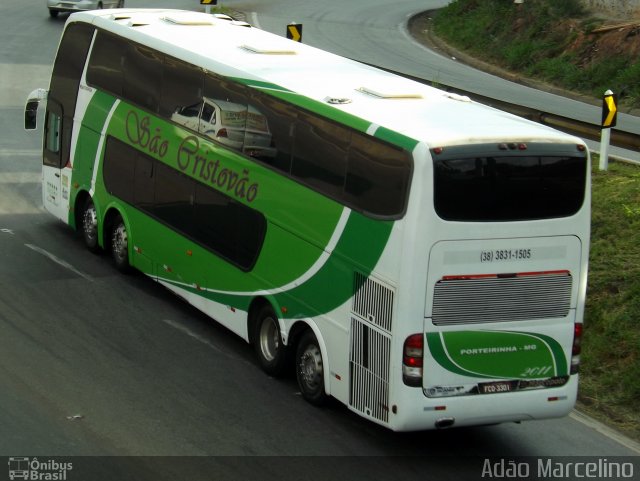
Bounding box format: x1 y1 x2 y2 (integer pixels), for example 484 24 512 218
24 88 48 130
25 101 39 130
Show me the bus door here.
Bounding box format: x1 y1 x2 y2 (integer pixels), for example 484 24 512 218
42 99 69 221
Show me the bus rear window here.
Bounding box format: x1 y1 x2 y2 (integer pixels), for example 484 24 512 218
433 151 587 221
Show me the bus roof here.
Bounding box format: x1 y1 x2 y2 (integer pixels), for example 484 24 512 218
72 9 581 150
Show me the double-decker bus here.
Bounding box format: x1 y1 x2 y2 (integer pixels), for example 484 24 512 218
24 9 590 431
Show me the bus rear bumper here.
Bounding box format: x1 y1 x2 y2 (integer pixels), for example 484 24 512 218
386 375 578 432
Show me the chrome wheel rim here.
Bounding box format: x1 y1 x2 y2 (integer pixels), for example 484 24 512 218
83 204 97 244
259 317 279 362
299 344 323 390
112 223 128 263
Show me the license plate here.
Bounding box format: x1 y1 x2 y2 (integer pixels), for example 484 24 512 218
478 381 513 394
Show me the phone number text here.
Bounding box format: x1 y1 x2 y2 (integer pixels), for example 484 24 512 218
480 249 532 263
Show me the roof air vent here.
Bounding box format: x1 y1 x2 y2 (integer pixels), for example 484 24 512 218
241 43 297 55
325 97 352 105
357 85 423 99
163 13 215 26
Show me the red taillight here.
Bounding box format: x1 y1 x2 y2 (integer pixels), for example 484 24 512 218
571 323 583 374
572 323 583 355
403 334 424 387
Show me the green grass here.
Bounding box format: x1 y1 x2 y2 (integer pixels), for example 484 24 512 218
580 159 640 439
432 0 640 108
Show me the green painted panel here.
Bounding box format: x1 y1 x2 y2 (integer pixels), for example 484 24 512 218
427 331 568 379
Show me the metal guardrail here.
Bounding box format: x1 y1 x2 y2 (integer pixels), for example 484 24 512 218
370 64 640 153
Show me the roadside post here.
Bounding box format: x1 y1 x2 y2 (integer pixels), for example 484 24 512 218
599 89 618 171
287 23 303 42
201 0 217 15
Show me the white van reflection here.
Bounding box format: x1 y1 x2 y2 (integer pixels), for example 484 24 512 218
172 99 276 159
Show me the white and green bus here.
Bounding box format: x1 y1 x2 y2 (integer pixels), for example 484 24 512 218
25 9 590 431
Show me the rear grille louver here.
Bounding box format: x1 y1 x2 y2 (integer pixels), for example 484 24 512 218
432 272 573 325
349 318 391 423
352 271 394 333
349 273 394 423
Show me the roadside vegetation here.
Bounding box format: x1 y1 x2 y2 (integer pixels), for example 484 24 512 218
432 0 640 109
583 158 640 440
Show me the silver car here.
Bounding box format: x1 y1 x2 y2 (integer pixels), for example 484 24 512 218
47 1 124 18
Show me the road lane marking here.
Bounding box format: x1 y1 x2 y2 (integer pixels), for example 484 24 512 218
24 243 94 282
0 172 41 183
162 318 247 364
0 149 41 157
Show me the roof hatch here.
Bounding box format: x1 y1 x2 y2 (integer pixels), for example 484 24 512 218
241 43 297 55
357 84 423 99
163 13 215 26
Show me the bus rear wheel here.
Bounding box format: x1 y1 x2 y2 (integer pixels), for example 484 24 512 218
254 304 288 377
81 198 100 253
110 214 130 273
296 330 327 406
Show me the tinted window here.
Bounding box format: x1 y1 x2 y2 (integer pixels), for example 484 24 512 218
193 183 266 269
103 136 135 202
87 31 126 97
433 152 587 221
123 44 163 112
103 137 266 270
246 91 295 173
50 23 95 111
160 57 203 118
292 112 348 198
48 22 95 168
345 133 411 217
153 162 194 234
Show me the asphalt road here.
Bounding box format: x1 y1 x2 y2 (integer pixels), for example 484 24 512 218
0 1 638 480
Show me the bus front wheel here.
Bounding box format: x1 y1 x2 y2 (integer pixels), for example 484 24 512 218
110 214 130 273
254 304 288 377
296 330 327 406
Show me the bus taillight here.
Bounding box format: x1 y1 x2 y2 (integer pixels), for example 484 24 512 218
571 323 583 374
403 334 424 387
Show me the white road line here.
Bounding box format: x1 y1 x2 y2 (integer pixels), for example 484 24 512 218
161 318 246 363
24 244 94 282
0 149 41 157
0 172 41 183
570 410 640 454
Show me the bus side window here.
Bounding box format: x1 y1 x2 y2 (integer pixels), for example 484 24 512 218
45 111 61 154
86 31 126 97
291 112 349 198
345 134 411 217
247 91 295 173
160 56 203 119
123 44 163 112
43 102 64 168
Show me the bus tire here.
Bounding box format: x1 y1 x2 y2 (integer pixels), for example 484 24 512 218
110 214 131 273
254 304 288 377
295 330 327 406
81 197 100 253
